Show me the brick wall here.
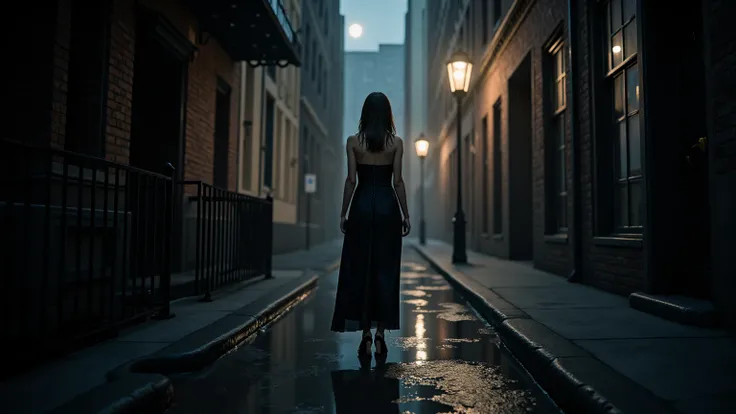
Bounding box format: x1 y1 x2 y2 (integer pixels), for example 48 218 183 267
471 0 571 273
105 0 136 164
51 0 72 149
703 0 736 326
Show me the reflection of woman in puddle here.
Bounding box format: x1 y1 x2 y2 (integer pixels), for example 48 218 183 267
330 92 410 360
330 362 400 413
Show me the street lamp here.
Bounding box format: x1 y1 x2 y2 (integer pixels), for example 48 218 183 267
446 51 473 264
414 134 429 246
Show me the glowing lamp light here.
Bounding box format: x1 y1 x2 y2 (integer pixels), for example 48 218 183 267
446 51 473 93
415 134 429 158
612 45 622 54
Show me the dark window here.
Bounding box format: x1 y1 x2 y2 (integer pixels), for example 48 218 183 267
264 95 275 188
213 80 231 188
492 100 503 234
481 115 489 233
305 24 311 69
65 0 111 156
493 0 502 26
317 56 323 94
311 40 317 80
604 0 642 232
546 40 568 233
482 0 489 44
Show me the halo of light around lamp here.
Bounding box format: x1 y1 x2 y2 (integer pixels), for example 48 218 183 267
415 134 429 158
446 51 473 93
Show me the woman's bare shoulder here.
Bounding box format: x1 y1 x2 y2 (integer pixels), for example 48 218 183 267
346 135 358 147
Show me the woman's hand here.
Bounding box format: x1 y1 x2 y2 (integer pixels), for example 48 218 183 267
402 217 411 237
340 216 348 234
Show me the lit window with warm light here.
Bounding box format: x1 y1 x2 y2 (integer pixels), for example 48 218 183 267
602 0 643 232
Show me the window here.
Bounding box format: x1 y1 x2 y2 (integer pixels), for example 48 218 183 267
305 24 311 69
493 0 502 26
317 55 322 93
546 40 567 233
482 0 489 44
604 0 642 232
481 116 489 233
64 0 111 156
492 100 503 234
264 95 275 188
311 40 317 80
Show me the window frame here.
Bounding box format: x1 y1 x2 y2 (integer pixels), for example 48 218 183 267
593 0 645 237
544 37 568 235
492 99 503 235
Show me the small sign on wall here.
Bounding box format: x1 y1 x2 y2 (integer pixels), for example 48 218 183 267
305 173 317 194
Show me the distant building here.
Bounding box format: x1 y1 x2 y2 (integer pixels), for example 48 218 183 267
238 1 303 254
344 44 406 150
404 0 429 229
294 0 345 252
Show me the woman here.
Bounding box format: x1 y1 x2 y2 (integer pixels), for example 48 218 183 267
330 92 410 360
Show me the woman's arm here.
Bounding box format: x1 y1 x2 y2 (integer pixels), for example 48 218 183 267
392 138 410 219
340 136 358 218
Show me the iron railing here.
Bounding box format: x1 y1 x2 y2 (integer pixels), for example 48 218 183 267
0 140 173 376
181 181 273 301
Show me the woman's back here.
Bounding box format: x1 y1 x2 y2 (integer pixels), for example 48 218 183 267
353 134 400 166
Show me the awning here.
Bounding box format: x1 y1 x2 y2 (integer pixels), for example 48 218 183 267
186 0 301 67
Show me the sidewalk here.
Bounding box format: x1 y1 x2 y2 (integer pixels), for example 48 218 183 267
415 240 736 414
0 242 343 414
272 238 342 273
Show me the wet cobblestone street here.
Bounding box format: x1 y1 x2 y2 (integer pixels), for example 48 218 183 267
168 249 562 413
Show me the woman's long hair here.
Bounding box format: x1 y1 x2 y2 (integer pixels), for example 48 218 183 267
357 92 396 152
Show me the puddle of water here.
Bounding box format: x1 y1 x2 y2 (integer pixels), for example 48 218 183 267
168 250 560 414
401 289 431 297
386 360 539 414
403 298 429 306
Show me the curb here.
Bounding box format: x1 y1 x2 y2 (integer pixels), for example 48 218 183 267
323 258 341 274
49 374 173 414
110 272 318 377
54 272 318 414
413 245 621 414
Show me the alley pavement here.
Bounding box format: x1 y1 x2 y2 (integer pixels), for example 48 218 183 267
415 239 736 414
166 248 560 413
0 240 343 413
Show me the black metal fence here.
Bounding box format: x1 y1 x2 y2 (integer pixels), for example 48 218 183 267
0 140 176 375
181 181 273 300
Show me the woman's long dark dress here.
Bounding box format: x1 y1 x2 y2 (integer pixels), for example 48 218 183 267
331 164 402 332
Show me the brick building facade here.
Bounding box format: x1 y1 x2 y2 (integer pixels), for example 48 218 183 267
424 0 736 327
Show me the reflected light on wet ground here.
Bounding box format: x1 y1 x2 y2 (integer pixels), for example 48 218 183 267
168 249 561 414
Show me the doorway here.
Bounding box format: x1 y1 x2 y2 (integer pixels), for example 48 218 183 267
129 24 186 174
129 9 192 273
675 0 710 298
507 55 533 260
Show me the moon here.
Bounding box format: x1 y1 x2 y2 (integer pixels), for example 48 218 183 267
348 23 363 39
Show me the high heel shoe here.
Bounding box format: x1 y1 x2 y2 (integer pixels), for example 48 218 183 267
358 333 373 358
374 332 388 358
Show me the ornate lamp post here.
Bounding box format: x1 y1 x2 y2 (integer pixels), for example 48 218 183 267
446 51 473 264
414 134 429 246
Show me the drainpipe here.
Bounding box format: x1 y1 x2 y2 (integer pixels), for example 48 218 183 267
567 0 583 283
257 67 266 197
235 62 245 192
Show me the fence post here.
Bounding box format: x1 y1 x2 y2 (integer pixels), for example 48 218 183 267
265 194 273 279
154 163 176 319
